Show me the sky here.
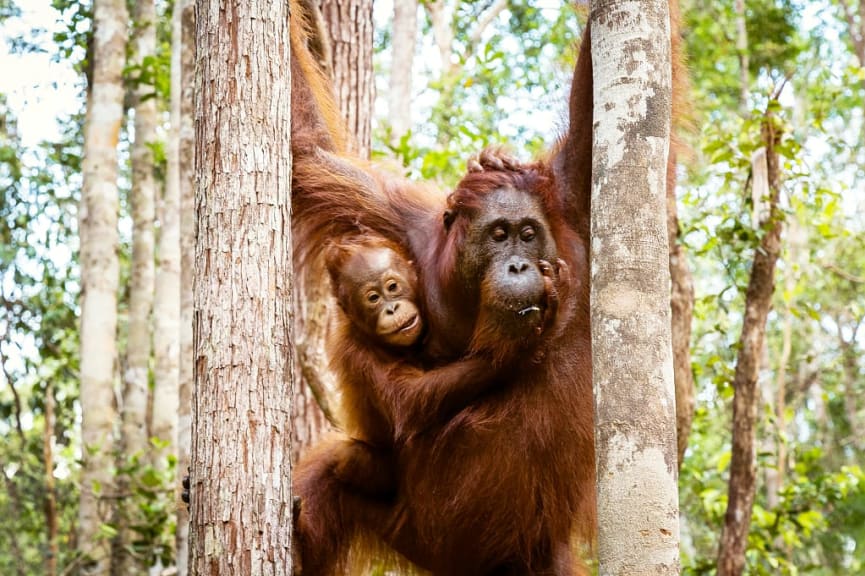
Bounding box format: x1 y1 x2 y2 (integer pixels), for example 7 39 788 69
0 0 79 148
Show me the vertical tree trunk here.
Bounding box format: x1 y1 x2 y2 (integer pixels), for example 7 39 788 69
317 0 374 158
153 0 182 470
290 0 380 459
175 1 195 573
667 150 695 469
388 0 417 144
716 114 784 576
43 380 58 576
190 0 295 572
78 0 128 572
290 0 335 462
590 1 680 573
123 0 157 463
116 1 157 570
734 0 749 114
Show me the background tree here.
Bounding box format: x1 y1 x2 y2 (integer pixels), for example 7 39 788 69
77 0 128 571
1 0 864 573
173 0 195 572
116 0 157 570
590 0 680 572
388 0 418 145
189 0 295 571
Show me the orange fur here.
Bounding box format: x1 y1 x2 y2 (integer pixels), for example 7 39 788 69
289 0 687 573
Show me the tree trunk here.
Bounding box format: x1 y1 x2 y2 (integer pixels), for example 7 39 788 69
116 1 157 570
316 0 374 158
667 149 695 469
734 0 749 114
292 0 337 460
175 1 195 573
190 0 295 572
388 0 417 145
152 0 182 469
426 0 453 72
78 0 128 572
716 114 785 576
590 1 680 573
43 380 58 576
289 0 381 459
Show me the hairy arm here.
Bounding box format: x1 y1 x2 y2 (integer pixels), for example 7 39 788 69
375 354 503 441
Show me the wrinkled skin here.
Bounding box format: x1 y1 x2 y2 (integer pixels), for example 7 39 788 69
331 245 424 349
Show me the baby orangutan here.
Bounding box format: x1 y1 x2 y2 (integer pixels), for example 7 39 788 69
292 233 564 574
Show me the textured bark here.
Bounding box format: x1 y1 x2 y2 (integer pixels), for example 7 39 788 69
667 150 695 469
590 2 679 573
388 0 417 144
175 1 195 573
717 117 784 576
190 1 295 573
77 0 127 572
317 0 374 158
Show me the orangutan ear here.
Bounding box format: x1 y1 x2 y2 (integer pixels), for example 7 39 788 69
443 209 456 231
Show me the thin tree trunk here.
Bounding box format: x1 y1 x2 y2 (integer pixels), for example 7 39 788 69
717 114 785 576
44 380 58 576
0 458 26 576
116 1 157 571
838 318 863 451
426 0 453 71
175 1 195 573
190 0 295 572
590 1 680 573
78 0 128 571
290 1 337 461
317 0 375 158
734 0 749 114
123 0 157 464
667 149 695 469
153 0 182 467
389 0 417 145
766 222 801 508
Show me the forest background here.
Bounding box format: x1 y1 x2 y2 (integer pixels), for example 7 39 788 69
0 0 863 574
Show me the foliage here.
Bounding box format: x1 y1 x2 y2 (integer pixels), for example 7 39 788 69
0 0 863 573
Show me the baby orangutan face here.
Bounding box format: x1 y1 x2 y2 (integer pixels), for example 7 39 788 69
337 245 424 348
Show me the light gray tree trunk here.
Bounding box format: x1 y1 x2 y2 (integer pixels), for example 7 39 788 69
153 0 182 438
190 0 295 572
117 0 157 571
78 0 128 572
388 0 417 144
174 1 195 572
734 0 749 114
123 0 157 467
152 0 182 471
590 1 680 573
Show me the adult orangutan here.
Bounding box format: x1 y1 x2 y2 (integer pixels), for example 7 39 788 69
288 1 685 573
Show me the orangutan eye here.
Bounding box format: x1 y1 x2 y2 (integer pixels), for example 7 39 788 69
491 227 507 242
520 226 536 242
387 281 399 293
367 292 380 304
